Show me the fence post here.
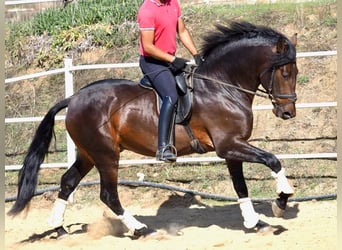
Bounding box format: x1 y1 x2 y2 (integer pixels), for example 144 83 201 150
64 58 76 168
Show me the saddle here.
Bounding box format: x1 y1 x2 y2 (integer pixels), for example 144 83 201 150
139 65 195 124
139 65 206 154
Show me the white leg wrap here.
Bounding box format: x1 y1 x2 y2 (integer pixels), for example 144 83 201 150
118 210 147 234
238 198 259 229
271 168 294 195
47 198 68 228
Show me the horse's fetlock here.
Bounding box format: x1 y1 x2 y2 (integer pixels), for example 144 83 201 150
238 197 259 229
47 198 68 228
118 210 147 234
271 168 294 195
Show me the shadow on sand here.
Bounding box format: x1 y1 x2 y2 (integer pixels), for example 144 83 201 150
135 193 299 235
19 193 300 242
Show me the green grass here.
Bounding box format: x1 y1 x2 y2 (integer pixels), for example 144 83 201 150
8 0 142 36
297 75 310 85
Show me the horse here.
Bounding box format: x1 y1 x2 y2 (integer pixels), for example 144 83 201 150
8 21 298 238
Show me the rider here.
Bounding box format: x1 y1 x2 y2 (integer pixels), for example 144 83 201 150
137 0 203 162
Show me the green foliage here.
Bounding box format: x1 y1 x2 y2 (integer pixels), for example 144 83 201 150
35 47 65 69
89 25 114 47
5 0 141 69
29 0 141 35
297 75 310 85
51 27 84 50
321 16 337 26
5 23 31 66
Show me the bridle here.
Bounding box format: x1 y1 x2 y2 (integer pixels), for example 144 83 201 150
258 63 297 109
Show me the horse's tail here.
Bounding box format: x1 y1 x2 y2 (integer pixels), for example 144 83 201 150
7 97 71 216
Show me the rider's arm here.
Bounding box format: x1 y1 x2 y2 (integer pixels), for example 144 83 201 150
177 17 198 56
140 30 175 63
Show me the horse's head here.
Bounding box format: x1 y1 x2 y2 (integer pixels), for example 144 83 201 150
198 21 298 120
260 34 298 120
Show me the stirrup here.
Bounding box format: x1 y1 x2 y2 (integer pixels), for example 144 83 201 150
156 144 177 162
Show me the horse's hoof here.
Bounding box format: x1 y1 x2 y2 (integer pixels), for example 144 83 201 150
133 227 157 238
55 226 69 239
245 220 271 234
272 201 285 217
255 221 272 234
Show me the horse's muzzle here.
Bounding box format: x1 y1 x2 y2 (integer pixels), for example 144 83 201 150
273 103 296 120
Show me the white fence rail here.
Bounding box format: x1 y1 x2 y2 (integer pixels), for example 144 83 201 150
5 0 59 5
5 51 337 171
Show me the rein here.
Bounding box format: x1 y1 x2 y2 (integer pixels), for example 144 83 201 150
184 63 297 106
183 68 270 100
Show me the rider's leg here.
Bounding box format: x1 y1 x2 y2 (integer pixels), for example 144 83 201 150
156 96 177 162
139 56 179 162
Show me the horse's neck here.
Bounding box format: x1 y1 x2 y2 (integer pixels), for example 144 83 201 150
194 65 260 100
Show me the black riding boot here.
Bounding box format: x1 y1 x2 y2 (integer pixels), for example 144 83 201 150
156 96 177 162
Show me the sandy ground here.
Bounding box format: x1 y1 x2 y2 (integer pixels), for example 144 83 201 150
4 194 337 250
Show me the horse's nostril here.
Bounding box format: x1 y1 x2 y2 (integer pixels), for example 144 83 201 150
282 112 292 120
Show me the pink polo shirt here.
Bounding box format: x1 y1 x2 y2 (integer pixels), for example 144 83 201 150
137 0 181 57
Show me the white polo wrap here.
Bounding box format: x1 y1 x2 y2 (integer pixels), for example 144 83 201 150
238 197 259 229
118 210 147 233
271 168 294 194
47 198 68 228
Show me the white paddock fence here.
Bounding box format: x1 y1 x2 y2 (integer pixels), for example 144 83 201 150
5 50 337 171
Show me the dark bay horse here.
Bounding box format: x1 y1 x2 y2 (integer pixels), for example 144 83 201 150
8 21 298 237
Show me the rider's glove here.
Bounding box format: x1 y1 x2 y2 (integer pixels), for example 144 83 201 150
170 57 188 73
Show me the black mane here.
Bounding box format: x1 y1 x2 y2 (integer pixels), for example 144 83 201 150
200 21 296 66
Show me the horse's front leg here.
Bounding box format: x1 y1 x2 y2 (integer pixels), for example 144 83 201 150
226 159 263 230
271 168 294 217
259 150 294 217
220 141 294 220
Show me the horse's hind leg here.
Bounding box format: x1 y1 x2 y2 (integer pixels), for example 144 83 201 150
96 159 153 237
47 152 93 236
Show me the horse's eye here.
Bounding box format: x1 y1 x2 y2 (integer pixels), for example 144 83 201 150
282 67 289 78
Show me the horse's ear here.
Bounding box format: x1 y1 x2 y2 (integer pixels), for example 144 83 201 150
276 34 297 53
276 37 286 53
290 33 297 47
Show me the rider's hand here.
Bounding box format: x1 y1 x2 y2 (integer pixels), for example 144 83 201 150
170 57 188 73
